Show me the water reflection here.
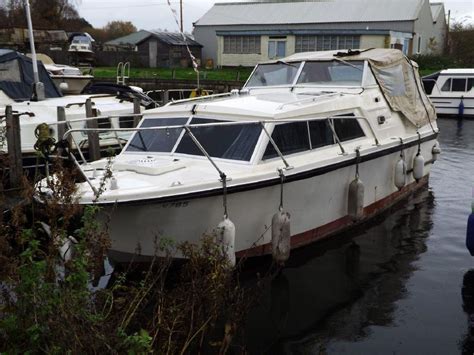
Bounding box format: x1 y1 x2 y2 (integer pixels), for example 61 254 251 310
244 188 435 354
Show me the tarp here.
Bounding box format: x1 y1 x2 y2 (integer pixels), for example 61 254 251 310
367 50 436 128
0 49 62 101
283 48 437 127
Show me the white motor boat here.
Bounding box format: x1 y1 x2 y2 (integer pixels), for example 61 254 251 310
423 69 474 117
45 63 93 95
27 53 94 95
39 49 440 263
0 49 152 164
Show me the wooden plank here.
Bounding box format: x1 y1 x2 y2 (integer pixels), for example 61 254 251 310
85 98 101 162
5 105 22 188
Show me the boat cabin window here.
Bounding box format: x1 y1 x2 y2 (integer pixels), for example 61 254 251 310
263 116 365 160
309 120 333 148
175 118 262 161
263 122 310 159
452 78 467 92
246 62 301 87
297 61 364 86
0 59 21 83
441 77 474 92
126 117 187 153
333 117 365 141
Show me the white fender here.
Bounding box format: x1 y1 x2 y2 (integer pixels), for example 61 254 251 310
394 158 407 190
216 218 236 267
348 177 365 221
432 143 441 161
413 154 425 181
271 210 291 265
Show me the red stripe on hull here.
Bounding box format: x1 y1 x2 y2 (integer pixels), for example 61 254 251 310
236 175 429 258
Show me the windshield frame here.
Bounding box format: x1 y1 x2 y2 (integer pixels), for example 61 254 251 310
244 59 370 89
244 61 304 88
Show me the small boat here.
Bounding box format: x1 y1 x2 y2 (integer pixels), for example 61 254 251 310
423 69 474 117
28 53 94 95
0 49 151 164
68 33 95 65
39 48 440 263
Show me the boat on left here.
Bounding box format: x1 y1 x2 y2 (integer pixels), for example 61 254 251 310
0 49 155 166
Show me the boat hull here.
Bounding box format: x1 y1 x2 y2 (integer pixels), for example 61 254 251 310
429 96 474 117
102 138 438 263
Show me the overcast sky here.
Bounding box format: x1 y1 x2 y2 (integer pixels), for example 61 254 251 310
75 0 474 33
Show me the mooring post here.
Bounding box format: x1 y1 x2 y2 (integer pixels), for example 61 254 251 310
5 106 22 188
85 99 100 162
163 90 169 105
133 97 142 127
56 106 72 154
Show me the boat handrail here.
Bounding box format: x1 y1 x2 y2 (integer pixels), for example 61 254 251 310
277 92 341 110
61 115 380 149
164 92 233 106
47 113 143 127
61 114 380 194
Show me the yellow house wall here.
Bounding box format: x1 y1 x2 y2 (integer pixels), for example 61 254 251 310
218 35 296 67
360 35 388 49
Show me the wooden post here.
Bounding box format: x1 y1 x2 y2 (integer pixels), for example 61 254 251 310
56 106 71 155
236 71 241 81
5 105 22 188
163 90 169 105
85 99 100 162
133 97 142 127
172 69 176 79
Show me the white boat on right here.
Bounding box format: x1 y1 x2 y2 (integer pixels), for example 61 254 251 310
423 69 474 117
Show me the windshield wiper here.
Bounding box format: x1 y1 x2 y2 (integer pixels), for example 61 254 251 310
276 60 298 68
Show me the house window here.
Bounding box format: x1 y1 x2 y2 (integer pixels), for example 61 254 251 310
295 35 360 52
223 36 261 54
268 37 286 59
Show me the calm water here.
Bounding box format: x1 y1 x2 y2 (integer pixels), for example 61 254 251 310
244 118 474 354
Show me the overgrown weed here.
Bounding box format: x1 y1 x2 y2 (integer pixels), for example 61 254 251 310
0 159 260 353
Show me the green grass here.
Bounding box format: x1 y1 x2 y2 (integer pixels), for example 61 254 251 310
93 66 253 82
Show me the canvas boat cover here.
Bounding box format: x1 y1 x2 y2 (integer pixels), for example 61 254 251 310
283 48 437 128
0 49 62 101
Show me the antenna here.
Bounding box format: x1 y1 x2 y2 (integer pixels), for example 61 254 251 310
25 0 44 101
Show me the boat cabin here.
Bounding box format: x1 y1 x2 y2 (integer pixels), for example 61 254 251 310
0 49 62 102
423 69 474 116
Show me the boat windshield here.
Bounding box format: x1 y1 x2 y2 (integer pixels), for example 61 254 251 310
296 60 364 86
246 62 302 87
126 117 262 161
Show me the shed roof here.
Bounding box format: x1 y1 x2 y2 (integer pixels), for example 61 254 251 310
106 30 202 47
195 0 425 26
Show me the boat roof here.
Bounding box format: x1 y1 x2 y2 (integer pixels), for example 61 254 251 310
439 69 474 75
0 50 62 100
274 48 408 64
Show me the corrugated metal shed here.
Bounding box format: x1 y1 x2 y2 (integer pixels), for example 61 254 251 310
195 0 425 26
106 30 202 47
